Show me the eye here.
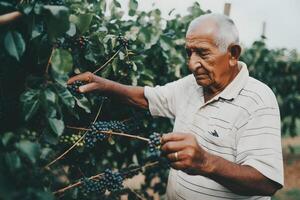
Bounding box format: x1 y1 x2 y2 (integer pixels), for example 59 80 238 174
186 48 192 57
197 51 209 59
201 53 209 58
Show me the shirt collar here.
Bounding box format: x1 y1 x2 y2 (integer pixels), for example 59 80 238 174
209 61 249 102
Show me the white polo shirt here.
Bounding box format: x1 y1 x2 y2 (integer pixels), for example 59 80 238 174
144 61 284 200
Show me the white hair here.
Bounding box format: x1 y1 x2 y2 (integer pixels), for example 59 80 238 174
187 13 239 52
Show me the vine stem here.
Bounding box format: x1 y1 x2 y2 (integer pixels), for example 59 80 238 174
44 132 87 169
0 11 22 26
92 49 121 74
53 161 159 195
45 48 54 75
66 126 150 143
43 102 104 169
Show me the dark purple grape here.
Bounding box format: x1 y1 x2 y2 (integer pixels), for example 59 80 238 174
117 34 129 48
148 132 162 156
67 80 85 97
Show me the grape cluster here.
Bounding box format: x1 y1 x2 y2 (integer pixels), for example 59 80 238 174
84 122 109 148
80 178 106 196
103 169 124 192
117 34 129 48
59 134 84 147
75 36 89 50
67 80 85 97
54 35 89 51
148 132 162 156
84 120 137 148
80 169 124 196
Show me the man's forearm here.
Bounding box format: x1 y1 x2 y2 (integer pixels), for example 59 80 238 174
205 154 281 196
98 77 148 109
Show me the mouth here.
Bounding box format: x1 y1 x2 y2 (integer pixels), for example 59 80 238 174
194 73 208 80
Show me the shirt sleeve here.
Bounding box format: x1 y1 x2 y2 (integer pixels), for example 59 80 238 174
144 75 192 118
235 100 284 186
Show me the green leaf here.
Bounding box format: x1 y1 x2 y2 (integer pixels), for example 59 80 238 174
35 191 55 200
1 132 14 146
20 89 40 121
48 117 65 136
4 31 25 61
160 35 172 51
15 140 40 164
43 5 70 39
75 97 91 113
128 0 138 16
4 152 21 171
69 13 93 34
51 48 73 74
66 23 76 36
53 83 75 108
44 88 56 104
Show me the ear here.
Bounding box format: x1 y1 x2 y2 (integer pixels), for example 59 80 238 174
228 44 241 67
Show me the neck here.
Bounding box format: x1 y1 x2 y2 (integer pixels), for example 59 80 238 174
203 65 240 102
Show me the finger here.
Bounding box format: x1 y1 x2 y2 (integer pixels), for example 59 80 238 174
165 151 183 162
169 161 186 171
161 140 187 153
161 133 186 144
67 72 93 85
78 82 99 93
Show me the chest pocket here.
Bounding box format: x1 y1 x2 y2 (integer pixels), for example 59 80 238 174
206 115 236 149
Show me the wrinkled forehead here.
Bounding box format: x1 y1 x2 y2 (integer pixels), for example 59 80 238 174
185 33 217 49
185 20 218 47
186 18 218 37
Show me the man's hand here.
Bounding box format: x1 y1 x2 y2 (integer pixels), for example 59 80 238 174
67 72 107 93
161 132 281 196
67 72 148 109
161 133 213 175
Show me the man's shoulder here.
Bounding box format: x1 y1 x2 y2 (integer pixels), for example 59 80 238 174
242 76 278 107
171 74 197 89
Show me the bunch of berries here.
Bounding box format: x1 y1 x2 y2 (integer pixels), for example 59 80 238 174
148 132 162 156
80 178 106 196
102 169 124 192
54 35 89 51
67 80 85 97
84 120 134 148
117 34 129 48
80 169 124 196
59 134 84 147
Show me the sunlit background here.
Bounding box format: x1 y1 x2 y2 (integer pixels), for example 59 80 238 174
121 0 300 51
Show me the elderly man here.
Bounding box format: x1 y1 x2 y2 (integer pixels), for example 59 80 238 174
68 13 283 199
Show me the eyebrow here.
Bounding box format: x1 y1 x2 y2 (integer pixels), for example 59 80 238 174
185 47 210 53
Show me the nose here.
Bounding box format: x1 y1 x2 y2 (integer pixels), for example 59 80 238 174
188 53 201 72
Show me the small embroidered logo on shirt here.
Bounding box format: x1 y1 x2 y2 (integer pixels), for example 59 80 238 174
208 130 219 137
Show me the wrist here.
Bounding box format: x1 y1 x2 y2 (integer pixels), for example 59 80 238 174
200 152 217 177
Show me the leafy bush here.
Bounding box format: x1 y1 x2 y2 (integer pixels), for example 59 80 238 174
0 0 206 199
241 39 300 136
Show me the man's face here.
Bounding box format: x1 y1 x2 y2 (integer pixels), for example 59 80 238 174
185 30 232 91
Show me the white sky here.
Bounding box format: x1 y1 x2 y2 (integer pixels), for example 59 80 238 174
123 0 300 51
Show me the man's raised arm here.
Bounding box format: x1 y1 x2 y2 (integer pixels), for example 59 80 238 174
67 72 148 109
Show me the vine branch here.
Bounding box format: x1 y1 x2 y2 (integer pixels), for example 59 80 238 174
44 102 104 169
45 48 54 75
53 161 159 195
66 126 150 142
93 49 121 74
